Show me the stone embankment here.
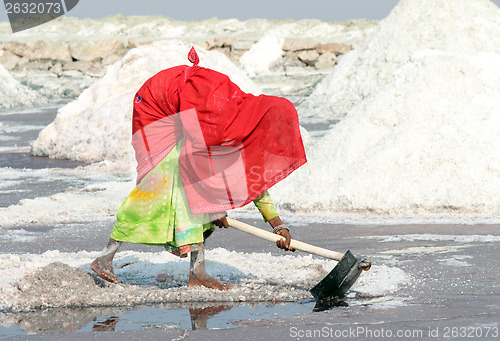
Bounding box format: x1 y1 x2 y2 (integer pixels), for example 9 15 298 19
0 37 352 100
198 37 351 71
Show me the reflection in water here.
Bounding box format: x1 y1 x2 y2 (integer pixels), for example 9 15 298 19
92 316 120 332
0 298 355 337
1 307 129 335
189 305 233 330
1 301 316 337
313 297 349 312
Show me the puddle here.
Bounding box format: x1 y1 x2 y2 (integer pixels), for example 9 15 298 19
0 301 317 338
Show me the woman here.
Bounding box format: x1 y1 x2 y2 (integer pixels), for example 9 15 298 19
91 48 306 290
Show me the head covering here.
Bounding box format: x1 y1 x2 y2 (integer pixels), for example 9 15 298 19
132 48 306 214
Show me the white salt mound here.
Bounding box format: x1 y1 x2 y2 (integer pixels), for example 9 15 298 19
239 33 284 76
31 40 260 162
275 51 500 215
0 63 44 109
299 0 500 118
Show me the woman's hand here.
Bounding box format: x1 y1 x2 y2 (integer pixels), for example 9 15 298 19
275 228 294 252
269 216 294 252
211 212 229 228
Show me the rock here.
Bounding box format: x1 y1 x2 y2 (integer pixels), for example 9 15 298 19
37 61 52 71
86 64 107 78
205 39 216 49
128 40 152 49
102 54 121 66
196 41 209 50
214 36 234 48
285 65 316 76
316 42 352 55
21 61 52 71
314 62 335 70
315 52 337 69
70 39 128 62
284 53 307 67
50 62 63 76
213 46 231 57
1 42 27 57
63 60 93 72
283 38 319 52
24 41 44 59
0 50 21 70
297 50 319 66
232 40 255 50
17 56 30 68
229 49 246 62
31 43 72 63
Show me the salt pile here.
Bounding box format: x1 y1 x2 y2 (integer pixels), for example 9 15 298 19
274 51 500 215
239 34 284 76
0 63 44 109
299 0 500 117
31 40 260 163
271 0 500 217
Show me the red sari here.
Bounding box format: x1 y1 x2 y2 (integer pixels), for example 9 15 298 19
131 48 306 214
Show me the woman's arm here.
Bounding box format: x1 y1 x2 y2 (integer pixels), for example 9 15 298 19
254 191 293 251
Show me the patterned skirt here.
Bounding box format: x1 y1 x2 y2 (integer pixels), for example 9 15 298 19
110 141 214 256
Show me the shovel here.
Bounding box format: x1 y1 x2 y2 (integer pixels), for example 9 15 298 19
226 218 371 301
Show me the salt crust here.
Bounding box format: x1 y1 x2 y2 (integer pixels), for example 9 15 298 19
0 248 408 312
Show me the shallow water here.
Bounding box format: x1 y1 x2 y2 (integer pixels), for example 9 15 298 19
0 301 317 338
0 106 61 152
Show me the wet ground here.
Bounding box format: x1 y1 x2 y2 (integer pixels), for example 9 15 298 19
1 107 499 340
1 222 499 340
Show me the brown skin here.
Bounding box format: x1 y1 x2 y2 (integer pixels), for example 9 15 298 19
90 239 121 284
268 216 294 251
187 242 232 290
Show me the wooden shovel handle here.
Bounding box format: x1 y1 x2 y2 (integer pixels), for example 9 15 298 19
226 218 344 261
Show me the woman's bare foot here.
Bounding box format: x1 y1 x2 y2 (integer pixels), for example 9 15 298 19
90 239 121 284
188 271 232 290
91 257 118 284
188 242 232 291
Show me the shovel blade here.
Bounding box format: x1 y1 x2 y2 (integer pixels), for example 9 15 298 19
310 250 363 301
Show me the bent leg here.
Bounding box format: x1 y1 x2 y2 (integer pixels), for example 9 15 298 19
91 239 122 284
